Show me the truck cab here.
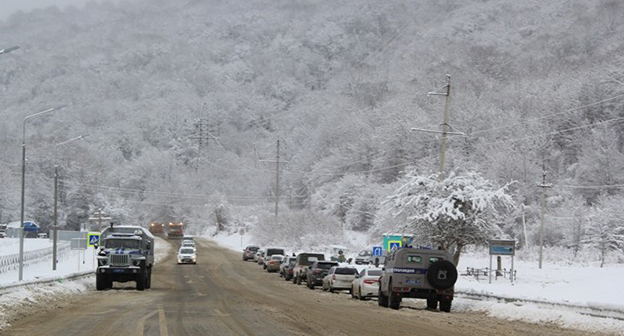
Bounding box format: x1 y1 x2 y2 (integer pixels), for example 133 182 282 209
96 225 155 291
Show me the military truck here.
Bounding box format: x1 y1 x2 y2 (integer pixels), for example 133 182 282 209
95 225 155 291
378 247 457 312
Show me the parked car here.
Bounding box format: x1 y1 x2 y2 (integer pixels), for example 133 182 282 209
355 249 373 265
293 252 325 285
177 247 197 264
266 255 284 272
262 247 286 270
243 245 260 261
255 249 265 264
306 260 339 289
323 266 358 292
351 268 383 300
280 256 297 280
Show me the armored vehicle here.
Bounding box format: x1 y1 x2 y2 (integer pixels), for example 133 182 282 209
378 247 457 312
95 225 155 291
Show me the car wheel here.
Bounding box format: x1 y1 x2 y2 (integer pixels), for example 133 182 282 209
439 300 452 313
293 273 297 284
308 281 315 290
329 285 334 293
350 286 356 298
358 286 365 301
296 274 301 285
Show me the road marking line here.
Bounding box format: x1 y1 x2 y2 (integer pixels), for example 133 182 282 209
158 306 169 336
136 310 158 336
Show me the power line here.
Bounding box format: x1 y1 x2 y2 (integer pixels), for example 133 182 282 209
470 93 624 136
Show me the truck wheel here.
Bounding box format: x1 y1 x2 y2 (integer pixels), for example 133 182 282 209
426 260 458 290
308 281 315 290
146 267 152 289
296 274 301 285
439 300 452 313
378 288 389 307
136 271 146 291
293 273 297 284
388 280 402 310
426 297 438 310
96 273 106 291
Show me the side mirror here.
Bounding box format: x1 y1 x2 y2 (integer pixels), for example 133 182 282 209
93 242 99 249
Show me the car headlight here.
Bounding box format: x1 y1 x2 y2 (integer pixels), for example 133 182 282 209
133 260 141 266
97 258 107 266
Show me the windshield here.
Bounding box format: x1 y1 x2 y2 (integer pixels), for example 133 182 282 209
359 250 372 256
335 268 358 275
105 239 140 249
247 246 259 252
266 248 285 256
317 263 337 269
180 248 195 254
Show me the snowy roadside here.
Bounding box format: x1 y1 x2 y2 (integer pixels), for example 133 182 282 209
206 231 624 336
0 237 172 332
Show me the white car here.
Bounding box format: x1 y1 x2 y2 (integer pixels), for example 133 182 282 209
181 240 196 251
177 247 197 264
351 267 382 300
322 266 358 293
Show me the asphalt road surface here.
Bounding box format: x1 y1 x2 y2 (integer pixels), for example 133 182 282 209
3 239 609 336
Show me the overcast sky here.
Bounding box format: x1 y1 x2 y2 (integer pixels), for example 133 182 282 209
1 0 118 21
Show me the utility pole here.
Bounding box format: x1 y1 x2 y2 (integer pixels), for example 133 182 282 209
411 75 461 181
537 163 552 269
259 139 288 219
275 139 280 218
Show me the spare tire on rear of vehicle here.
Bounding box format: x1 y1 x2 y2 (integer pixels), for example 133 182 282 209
426 260 458 290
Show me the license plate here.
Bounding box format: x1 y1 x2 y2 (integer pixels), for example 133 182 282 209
112 269 125 273
406 279 420 285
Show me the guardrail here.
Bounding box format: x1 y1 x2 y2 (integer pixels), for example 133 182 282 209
0 243 72 274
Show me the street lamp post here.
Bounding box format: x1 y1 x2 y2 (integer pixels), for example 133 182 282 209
19 105 66 281
52 135 84 271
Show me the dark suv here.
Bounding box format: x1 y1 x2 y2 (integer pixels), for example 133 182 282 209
242 245 259 261
306 261 339 289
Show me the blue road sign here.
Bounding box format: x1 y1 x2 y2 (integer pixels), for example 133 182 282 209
87 232 100 246
372 246 383 256
389 242 401 251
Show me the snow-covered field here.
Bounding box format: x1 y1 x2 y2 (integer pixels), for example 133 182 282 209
0 237 172 332
210 231 624 335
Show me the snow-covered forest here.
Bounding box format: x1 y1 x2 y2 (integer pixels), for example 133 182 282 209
1 0 623 263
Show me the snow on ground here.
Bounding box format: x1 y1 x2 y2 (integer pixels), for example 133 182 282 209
0 237 172 332
207 231 624 336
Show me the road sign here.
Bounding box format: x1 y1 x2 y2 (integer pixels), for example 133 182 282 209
389 241 401 251
372 246 383 256
87 232 100 247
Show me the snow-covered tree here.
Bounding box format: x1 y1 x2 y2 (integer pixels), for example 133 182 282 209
584 196 624 267
384 170 515 264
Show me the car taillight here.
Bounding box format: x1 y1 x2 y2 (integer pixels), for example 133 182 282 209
332 275 336 280
270 261 275 265
314 270 322 274
363 279 378 285
288 269 293 274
